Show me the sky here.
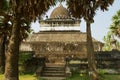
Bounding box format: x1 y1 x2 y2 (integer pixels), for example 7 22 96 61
31 0 120 42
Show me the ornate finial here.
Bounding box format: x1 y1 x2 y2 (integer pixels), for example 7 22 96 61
59 3 63 7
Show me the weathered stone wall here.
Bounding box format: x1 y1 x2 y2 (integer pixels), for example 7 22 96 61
25 32 97 42
20 42 33 51
20 42 101 63
31 42 87 63
20 32 103 63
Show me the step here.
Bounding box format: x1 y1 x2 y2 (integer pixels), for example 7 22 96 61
42 72 65 75
40 77 65 80
43 70 65 73
42 73 65 77
44 67 65 71
45 63 65 67
40 63 66 79
45 66 65 68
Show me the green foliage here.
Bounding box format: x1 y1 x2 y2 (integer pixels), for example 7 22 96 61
0 0 9 11
103 31 113 51
19 52 44 74
19 53 33 64
19 52 34 74
98 69 106 80
110 10 120 37
19 65 37 75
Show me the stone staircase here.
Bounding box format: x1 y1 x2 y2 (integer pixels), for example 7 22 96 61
40 63 66 80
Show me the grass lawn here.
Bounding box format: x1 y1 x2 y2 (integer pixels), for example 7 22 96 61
0 74 37 80
65 73 120 80
0 74 120 80
103 74 120 80
66 73 89 80
0 74 3 80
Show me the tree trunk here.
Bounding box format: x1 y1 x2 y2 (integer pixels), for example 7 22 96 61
0 35 5 73
4 19 20 80
86 22 98 80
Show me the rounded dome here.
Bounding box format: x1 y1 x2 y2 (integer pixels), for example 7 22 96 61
50 4 70 19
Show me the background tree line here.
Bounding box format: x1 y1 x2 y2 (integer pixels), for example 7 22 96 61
104 10 120 51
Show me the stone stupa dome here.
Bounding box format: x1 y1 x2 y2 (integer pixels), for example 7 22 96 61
50 4 70 19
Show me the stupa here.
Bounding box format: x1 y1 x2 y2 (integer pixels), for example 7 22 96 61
20 4 103 63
